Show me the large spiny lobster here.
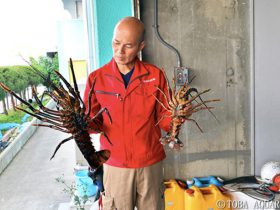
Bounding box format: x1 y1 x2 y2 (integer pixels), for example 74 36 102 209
154 71 220 150
0 58 111 169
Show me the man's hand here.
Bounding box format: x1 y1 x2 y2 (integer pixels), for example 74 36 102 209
88 166 104 201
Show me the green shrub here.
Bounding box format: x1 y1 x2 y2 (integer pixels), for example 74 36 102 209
0 96 50 123
29 54 60 89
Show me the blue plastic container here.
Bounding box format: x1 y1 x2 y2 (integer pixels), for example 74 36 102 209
187 176 223 188
75 170 97 197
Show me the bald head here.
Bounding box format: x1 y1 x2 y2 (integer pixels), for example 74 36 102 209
114 17 145 44
112 17 146 73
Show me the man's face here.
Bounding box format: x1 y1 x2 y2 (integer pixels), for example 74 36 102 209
112 26 144 69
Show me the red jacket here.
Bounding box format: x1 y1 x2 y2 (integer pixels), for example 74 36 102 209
83 58 171 168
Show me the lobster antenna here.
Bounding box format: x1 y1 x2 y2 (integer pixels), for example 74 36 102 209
69 58 85 108
69 58 79 92
20 55 63 94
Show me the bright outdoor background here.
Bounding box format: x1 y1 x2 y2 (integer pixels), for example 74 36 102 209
0 0 70 66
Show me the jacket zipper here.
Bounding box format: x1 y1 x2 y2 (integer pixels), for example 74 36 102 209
95 90 122 100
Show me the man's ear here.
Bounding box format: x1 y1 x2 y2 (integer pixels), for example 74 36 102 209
139 41 145 51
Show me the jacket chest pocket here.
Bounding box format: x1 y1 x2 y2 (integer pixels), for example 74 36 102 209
132 85 158 118
134 83 157 96
95 90 122 120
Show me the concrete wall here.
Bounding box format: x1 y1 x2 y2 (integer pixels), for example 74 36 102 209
140 0 252 179
254 0 280 175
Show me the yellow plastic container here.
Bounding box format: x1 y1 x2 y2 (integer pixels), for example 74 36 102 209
164 179 186 209
185 185 232 210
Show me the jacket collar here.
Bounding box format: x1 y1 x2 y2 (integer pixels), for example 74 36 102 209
105 58 149 78
104 58 149 95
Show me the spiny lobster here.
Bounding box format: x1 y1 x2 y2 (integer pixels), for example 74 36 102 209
154 71 220 151
0 58 111 169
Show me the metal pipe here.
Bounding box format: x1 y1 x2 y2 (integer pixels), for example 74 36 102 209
250 0 255 175
153 0 182 67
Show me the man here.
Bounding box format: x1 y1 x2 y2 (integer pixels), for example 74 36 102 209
84 17 177 210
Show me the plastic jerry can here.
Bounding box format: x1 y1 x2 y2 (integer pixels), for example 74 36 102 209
187 176 223 188
164 179 186 209
185 184 232 210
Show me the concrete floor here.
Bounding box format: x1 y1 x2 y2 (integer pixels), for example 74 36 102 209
0 126 77 210
0 84 100 210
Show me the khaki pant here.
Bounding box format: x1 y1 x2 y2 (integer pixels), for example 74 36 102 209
102 161 164 210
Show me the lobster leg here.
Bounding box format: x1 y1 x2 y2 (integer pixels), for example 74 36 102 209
50 136 74 159
40 91 60 105
190 99 219 110
32 124 69 133
52 74 81 116
100 132 113 146
22 57 67 99
0 83 38 112
69 58 86 109
16 107 64 127
195 94 220 123
186 118 203 133
32 87 64 117
1 83 63 122
186 89 211 104
187 99 219 122
160 68 172 100
152 94 172 112
54 70 80 102
185 86 219 123
91 107 112 124
86 78 96 117
154 86 177 110
0 83 62 122
90 108 113 145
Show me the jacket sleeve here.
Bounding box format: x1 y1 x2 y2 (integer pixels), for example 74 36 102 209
83 73 103 133
155 70 172 132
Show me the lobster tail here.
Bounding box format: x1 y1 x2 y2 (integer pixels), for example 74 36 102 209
74 132 110 169
94 150 111 167
85 150 111 169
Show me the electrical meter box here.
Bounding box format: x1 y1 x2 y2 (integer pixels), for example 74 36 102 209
175 67 189 86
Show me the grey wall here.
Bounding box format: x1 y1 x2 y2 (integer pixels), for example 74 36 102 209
140 0 252 179
255 0 280 175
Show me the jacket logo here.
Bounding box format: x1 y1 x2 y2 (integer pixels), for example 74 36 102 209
143 78 156 83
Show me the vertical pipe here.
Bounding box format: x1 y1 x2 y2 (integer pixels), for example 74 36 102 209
250 0 255 175
153 0 182 67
